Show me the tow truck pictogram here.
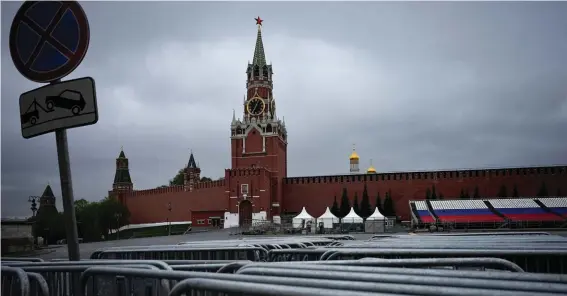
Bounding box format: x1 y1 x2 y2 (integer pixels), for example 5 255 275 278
45 90 87 115
21 98 53 125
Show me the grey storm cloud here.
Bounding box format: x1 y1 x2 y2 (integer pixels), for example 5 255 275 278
2 1 567 217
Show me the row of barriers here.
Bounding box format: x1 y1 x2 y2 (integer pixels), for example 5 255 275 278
2 232 567 295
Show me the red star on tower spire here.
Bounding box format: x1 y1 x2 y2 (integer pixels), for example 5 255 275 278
255 16 263 26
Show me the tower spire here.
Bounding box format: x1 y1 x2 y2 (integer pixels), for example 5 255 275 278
252 16 266 66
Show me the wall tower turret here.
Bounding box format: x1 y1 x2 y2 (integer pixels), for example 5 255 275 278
112 148 133 193
184 151 201 192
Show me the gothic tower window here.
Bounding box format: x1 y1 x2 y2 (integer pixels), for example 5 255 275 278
262 65 268 79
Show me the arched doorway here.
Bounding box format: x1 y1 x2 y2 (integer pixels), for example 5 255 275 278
239 200 253 227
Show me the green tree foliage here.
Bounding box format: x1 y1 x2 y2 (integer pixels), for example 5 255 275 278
97 197 131 238
537 182 549 197
74 197 130 242
430 186 437 200
459 189 466 199
512 185 519 197
383 191 395 217
497 185 508 198
339 188 350 218
425 188 431 200
170 169 185 186
32 207 64 245
352 192 360 215
330 196 340 217
359 184 372 218
473 186 480 199
375 192 383 214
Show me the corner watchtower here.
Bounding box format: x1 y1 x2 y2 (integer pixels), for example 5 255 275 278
112 148 133 192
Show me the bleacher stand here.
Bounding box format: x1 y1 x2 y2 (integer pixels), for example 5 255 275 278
410 197 567 230
430 200 504 223
537 197 567 217
413 200 435 224
487 198 560 222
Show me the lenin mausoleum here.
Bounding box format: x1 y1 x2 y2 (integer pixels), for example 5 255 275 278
109 18 567 228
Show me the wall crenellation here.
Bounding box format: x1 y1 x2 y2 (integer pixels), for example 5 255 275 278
124 179 228 197
226 167 271 177
194 179 226 189
284 165 567 185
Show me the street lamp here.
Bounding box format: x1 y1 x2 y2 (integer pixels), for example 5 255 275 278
28 196 40 217
167 202 172 236
114 212 122 240
28 196 40 246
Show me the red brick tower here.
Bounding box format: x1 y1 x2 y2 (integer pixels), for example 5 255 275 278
183 151 201 192
109 148 133 203
225 17 288 227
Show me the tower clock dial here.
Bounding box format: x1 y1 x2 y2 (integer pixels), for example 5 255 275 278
247 97 265 116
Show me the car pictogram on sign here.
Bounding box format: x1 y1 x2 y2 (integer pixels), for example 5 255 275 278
21 98 53 125
45 90 87 115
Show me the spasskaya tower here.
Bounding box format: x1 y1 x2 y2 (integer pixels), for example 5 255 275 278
225 17 287 227
230 17 288 175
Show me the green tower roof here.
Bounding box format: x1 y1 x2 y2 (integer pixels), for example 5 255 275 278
252 16 267 67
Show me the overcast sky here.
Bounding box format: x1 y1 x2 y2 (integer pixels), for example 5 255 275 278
2 2 567 217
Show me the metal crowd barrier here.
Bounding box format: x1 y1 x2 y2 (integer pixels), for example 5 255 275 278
91 246 269 261
3 233 567 296
1 266 30 296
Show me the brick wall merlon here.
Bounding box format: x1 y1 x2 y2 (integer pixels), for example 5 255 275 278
128 185 185 197
227 167 272 177
284 165 567 185
194 179 226 189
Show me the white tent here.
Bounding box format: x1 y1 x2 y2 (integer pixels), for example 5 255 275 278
342 207 363 224
292 207 315 228
366 207 386 221
317 207 340 228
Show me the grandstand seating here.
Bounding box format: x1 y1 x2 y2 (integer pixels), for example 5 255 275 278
488 198 562 222
410 197 567 228
413 201 436 223
537 198 567 217
429 200 504 223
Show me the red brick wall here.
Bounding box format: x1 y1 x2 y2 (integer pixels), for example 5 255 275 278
225 168 274 215
192 211 225 226
283 166 567 220
122 182 227 224
244 128 263 153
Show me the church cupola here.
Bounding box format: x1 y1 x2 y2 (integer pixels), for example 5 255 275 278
349 144 360 174
367 159 377 174
112 147 133 192
184 150 201 192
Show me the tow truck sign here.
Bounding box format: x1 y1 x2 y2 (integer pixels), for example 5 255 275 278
19 77 98 139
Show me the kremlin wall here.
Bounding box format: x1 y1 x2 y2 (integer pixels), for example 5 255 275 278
109 18 567 228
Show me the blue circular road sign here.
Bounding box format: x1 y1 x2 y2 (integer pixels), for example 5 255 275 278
9 1 90 83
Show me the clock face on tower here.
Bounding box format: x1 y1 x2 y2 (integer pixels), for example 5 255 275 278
247 97 265 116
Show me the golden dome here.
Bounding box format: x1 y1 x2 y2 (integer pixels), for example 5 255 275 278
367 166 377 174
349 144 359 160
366 159 376 173
349 150 359 160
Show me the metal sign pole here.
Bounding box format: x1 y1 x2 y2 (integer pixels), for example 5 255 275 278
55 128 81 260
